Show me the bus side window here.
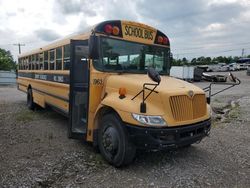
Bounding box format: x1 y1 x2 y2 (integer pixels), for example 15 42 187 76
39 53 44 70
24 58 26 70
56 47 62 70
63 44 70 70
44 51 48 70
18 59 20 70
49 50 55 70
35 54 39 70
29 56 32 70
21 58 24 70
32 55 35 70
25 57 29 70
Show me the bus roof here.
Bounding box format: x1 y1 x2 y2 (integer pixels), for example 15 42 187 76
19 20 169 58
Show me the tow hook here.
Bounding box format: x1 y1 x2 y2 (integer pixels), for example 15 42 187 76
205 128 210 137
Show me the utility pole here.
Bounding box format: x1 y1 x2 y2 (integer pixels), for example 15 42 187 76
241 48 245 57
13 43 25 54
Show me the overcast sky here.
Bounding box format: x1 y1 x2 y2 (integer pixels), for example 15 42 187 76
0 0 250 61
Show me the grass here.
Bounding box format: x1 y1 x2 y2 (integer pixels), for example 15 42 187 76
15 109 36 122
228 106 240 119
211 97 241 127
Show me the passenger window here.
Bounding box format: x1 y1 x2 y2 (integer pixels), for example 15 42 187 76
49 50 55 70
39 53 43 70
44 51 48 70
56 47 62 70
26 57 29 70
63 44 70 70
29 56 32 70
35 54 39 70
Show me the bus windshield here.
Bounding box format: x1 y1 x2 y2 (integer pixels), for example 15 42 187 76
94 37 170 75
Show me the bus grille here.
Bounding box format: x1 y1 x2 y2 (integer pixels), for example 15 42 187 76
169 94 206 121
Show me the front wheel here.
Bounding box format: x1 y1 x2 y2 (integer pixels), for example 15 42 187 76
98 113 136 167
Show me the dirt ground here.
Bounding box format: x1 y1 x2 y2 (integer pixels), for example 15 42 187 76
0 71 250 188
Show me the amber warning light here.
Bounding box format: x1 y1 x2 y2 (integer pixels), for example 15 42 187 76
119 87 127 99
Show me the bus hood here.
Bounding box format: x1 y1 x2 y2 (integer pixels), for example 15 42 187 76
103 74 209 127
105 74 204 95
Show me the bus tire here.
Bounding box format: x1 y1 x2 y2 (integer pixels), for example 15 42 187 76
27 88 35 110
181 144 191 148
98 113 136 167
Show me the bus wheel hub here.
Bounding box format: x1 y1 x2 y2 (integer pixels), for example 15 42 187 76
102 127 118 154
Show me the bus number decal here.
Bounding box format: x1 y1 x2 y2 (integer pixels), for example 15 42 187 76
53 75 64 83
93 79 103 85
35 74 47 80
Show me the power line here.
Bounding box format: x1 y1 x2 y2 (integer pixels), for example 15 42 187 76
173 41 250 51
13 43 25 54
170 20 250 38
175 47 250 56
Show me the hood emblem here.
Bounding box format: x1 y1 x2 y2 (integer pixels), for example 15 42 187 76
188 90 194 98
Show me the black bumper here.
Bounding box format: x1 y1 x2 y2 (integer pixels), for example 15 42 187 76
125 119 211 150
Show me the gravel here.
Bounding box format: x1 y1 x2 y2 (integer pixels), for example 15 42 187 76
0 71 249 187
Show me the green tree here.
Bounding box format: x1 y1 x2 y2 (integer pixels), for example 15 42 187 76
191 58 197 65
0 48 16 71
182 57 188 65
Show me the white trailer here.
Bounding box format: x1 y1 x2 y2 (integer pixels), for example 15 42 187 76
170 66 194 80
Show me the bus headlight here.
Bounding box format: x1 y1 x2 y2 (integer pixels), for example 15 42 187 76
132 113 167 126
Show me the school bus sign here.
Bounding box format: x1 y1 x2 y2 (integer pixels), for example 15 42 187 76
121 21 157 44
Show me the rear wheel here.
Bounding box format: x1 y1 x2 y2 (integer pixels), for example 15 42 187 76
27 88 35 110
181 144 191 148
98 113 136 167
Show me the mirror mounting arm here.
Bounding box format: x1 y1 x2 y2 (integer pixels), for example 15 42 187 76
131 68 161 113
131 82 159 113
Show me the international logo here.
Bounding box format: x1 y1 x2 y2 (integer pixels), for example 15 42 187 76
188 90 194 98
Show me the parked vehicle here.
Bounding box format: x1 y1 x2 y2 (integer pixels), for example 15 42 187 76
247 67 250 76
237 63 248 70
208 63 228 72
202 73 227 82
17 20 212 167
170 66 194 80
237 58 250 70
228 63 238 71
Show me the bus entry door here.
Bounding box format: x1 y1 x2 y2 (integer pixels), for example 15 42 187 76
69 40 89 139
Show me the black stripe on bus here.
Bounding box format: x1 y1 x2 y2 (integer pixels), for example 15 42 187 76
18 82 27 88
18 72 70 84
17 83 27 93
32 87 69 102
46 102 69 117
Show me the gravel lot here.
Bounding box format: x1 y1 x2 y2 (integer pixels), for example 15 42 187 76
0 71 249 187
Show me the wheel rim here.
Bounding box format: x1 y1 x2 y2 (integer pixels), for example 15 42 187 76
102 126 119 157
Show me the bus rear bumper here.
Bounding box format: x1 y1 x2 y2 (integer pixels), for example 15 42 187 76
125 119 211 150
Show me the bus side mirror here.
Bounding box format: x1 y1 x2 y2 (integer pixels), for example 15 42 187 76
148 68 161 84
89 35 100 59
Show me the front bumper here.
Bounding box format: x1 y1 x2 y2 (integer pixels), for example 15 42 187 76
125 119 211 150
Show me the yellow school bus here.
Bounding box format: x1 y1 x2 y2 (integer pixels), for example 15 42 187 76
17 20 211 167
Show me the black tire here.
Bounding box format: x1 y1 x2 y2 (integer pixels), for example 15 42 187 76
180 144 191 148
27 88 35 110
98 113 136 167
